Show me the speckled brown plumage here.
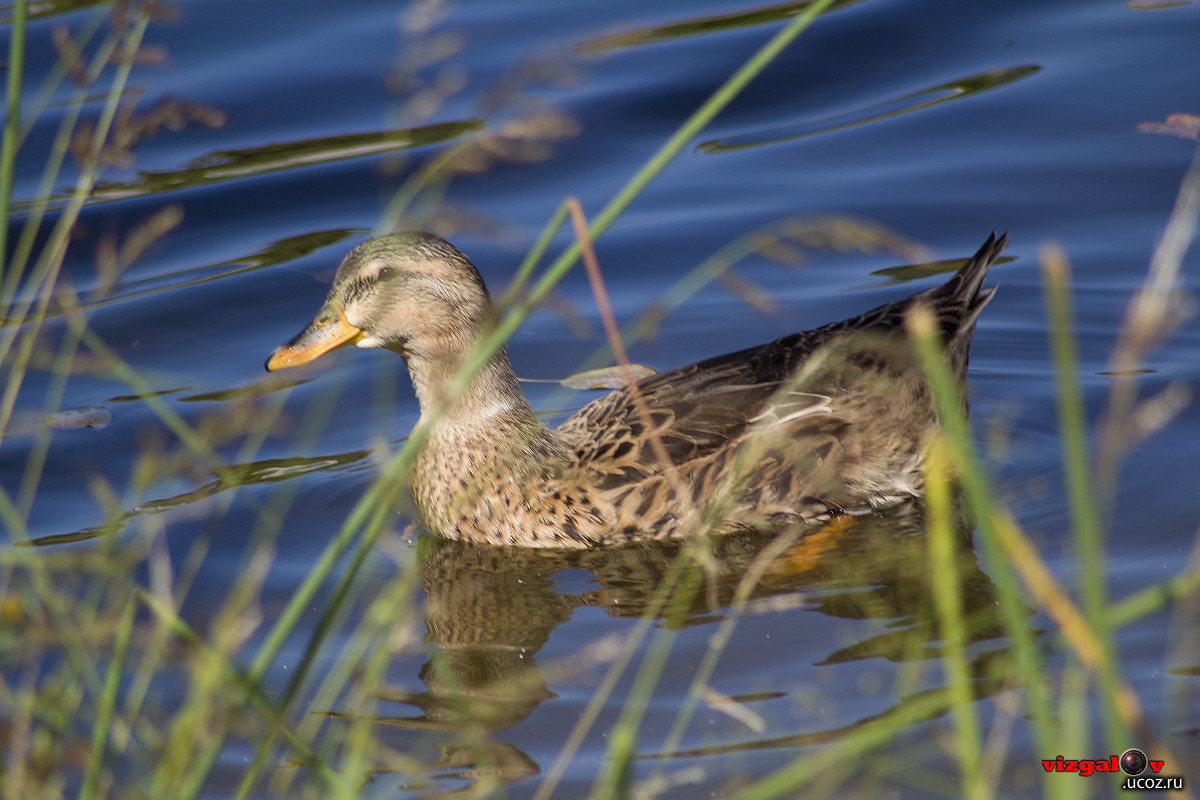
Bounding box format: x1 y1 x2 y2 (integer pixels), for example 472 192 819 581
267 230 1006 548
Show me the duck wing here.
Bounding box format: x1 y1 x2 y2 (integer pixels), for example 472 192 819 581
555 341 841 490
555 232 1006 499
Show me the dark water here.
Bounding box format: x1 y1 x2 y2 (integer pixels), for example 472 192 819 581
5 0 1200 796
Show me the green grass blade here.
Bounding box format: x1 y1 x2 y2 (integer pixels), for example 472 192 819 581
0 0 26 270
79 594 136 800
1040 246 1125 751
925 440 983 799
905 307 1055 759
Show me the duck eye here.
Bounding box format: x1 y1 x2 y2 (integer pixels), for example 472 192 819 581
377 266 398 282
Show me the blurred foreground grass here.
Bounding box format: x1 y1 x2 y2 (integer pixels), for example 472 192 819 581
2 1 1198 798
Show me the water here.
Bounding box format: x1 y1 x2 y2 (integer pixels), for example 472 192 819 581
4 0 1200 796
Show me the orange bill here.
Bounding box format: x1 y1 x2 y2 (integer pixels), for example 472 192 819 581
265 301 363 372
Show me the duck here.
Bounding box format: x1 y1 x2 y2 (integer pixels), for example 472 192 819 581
266 230 1006 548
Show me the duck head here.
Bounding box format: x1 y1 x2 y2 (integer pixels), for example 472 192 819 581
265 231 495 372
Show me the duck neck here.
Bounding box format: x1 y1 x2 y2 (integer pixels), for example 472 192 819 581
405 345 544 445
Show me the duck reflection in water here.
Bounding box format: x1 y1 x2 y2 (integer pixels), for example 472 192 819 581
345 503 1011 798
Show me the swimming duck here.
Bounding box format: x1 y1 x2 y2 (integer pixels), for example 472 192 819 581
266 231 1006 548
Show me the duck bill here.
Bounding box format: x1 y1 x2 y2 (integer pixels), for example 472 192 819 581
265 301 363 372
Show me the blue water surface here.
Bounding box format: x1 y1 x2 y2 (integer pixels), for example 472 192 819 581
4 0 1199 796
